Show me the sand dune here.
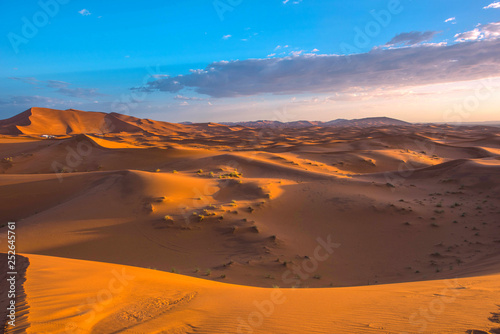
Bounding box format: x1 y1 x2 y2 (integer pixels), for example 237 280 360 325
1 108 499 333
7 253 500 334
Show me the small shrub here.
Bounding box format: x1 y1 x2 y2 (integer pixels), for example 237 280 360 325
205 269 211 276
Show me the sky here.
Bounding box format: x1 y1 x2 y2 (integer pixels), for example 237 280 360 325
0 0 499 123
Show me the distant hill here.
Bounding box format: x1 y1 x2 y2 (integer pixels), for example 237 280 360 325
0 108 411 136
222 117 411 128
325 117 411 127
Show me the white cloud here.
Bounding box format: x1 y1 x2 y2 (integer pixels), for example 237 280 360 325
455 21 500 42
222 34 232 40
78 9 91 16
311 48 319 52
484 1 500 9
445 17 456 24
455 28 482 42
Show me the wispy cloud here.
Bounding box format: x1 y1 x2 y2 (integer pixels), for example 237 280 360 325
137 38 500 98
78 9 91 16
222 34 232 40
57 87 102 98
445 17 456 24
8 78 104 99
8 77 39 85
0 95 71 107
484 1 500 9
45 80 70 89
174 95 207 101
386 31 439 46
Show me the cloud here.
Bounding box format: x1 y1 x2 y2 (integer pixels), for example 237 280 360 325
283 0 303 4
174 95 206 101
7 78 104 99
78 9 91 16
484 1 500 9
311 48 319 52
455 21 500 42
0 95 69 106
56 87 103 98
138 38 500 98
222 34 232 40
445 17 456 24
454 29 482 42
45 80 70 89
8 77 39 85
386 31 439 46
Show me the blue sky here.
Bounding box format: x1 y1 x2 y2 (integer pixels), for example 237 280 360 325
1 0 499 122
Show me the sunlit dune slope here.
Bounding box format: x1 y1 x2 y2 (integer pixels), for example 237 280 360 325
9 253 500 334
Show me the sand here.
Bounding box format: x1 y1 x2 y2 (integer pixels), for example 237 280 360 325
1 107 499 333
